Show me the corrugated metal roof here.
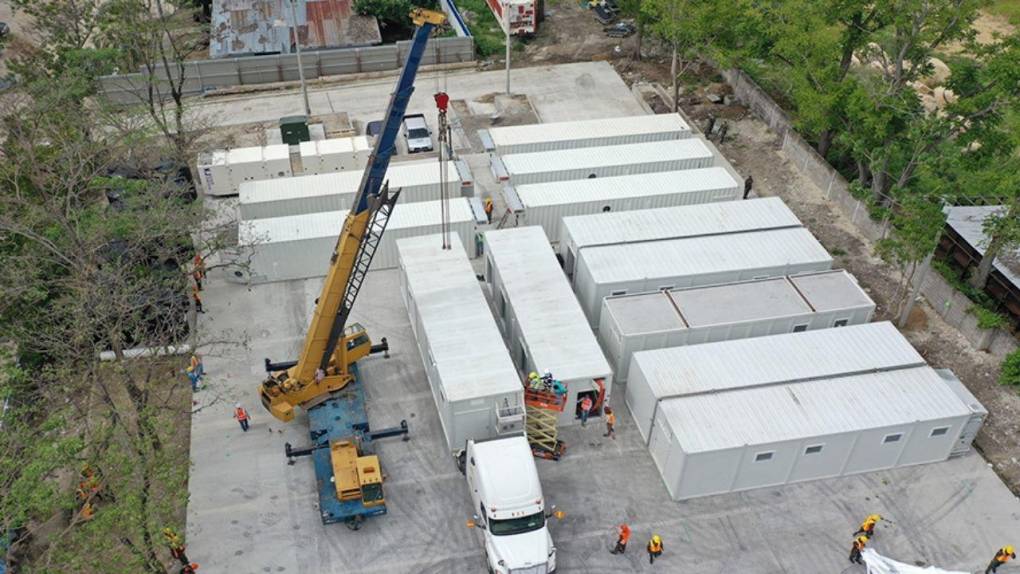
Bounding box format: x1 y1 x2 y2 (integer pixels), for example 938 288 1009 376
240 160 458 203
559 196 798 247
945 205 1020 289
239 197 473 244
659 366 972 453
520 167 737 208
397 234 521 402
489 114 690 147
210 0 382 59
631 321 925 400
501 139 712 176
581 227 833 284
485 227 611 381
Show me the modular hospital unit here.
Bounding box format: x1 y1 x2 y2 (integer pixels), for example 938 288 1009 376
483 227 613 427
398 235 524 451
573 227 834 329
197 144 292 196
599 270 876 383
234 198 475 283
624 322 926 443
499 139 714 185
298 136 372 174
557 197 798 275
487 113 691 155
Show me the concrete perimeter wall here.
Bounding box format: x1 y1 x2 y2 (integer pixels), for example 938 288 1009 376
720 68 1017 359
98 36 475 106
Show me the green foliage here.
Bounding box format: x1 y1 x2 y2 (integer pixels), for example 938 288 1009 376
448 0 507 57
1001 349 1020 386
875 194 944 268
642 0 759 69
969 305 1009 329
354 0 439 28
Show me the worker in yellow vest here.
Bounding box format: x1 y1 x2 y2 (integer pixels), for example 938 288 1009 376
603 406 616 439
647 534 663 564
849 535 868 564
987 546 1016 573
854 514 882 538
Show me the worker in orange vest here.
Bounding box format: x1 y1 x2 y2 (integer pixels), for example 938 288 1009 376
163 527 189 565
603 406 616 439
579 395 593 427
192 254 206 291
234 403 251 432
610 523 631 554
483 196 494 223
191 283 205 314
647 534 663 564
849 535 868 564
987 546 1016 573
180 563 200 574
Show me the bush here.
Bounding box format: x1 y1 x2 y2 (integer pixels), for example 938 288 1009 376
970 306 1009 330
1000 349 1020 386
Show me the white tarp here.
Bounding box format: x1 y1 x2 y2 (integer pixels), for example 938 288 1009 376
862 549 969 574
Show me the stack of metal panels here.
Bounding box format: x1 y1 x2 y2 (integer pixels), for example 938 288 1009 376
487 113 691 155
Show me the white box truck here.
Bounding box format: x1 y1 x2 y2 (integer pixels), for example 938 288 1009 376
459 436 559 573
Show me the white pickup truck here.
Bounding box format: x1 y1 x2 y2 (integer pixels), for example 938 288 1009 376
459 436 559 574
402 113 433 153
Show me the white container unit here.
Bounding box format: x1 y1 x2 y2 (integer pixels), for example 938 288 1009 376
573 227 834 329
488 113 692 155
197 144 293 196
625 322 926 444
239 160 461 220
483 227 613 427
557 196 796 275
600 270 876 383
235 198 476 283
649 366 975 501
501 139 714 185
298 136 372 174
397 234 524 452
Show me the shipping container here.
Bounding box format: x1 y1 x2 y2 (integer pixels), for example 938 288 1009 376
600 270 875 383
501 139 714 185
397 234 525 451
625 322 926 444
488 114 691 155
557 196 795 275
649 366 976 500
483 227 613 427
197 144 293 196
233 198 476 283
573 227 834 329
239 160 462 220
298 136 372 174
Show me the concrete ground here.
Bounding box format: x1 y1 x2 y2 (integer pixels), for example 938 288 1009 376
190 267 1020 574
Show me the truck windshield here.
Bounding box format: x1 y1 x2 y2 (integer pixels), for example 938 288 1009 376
408 128 429 139
489 511 545 536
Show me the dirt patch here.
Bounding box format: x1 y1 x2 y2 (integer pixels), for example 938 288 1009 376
518 1 636 66
715 113 1020 494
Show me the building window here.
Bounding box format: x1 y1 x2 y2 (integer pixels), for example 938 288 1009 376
833 318 849 327
804 444 824 455
601 205 611 212
930 426 949 437
611 290 627 296
792 324 809 333
754 451 774 462
883 433 903 444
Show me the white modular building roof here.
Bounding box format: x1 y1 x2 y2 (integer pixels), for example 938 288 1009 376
631 321 925 399
558 196 799 248
501 139 712 178
658 366 972 453
484 227 611 382
580 227 833 285
397 234 521 403
519 167 738 209
489 113 691 152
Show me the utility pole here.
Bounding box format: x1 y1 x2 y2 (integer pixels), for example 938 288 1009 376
504 0 511 94
289 0 312 116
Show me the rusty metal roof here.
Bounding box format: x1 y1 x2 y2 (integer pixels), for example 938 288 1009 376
210 0 382 59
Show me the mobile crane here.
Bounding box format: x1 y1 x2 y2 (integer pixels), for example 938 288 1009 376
258 7 447 529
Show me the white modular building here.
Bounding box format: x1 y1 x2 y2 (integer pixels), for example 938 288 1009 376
516 169 743 245
397 234 524 451
487 113 691 155
198 144 292 196
624 322 926 443
599 270 876 383
557 196 798 275
499 139 714 185
234 198 476 283
298 136 372 174
649 366 977 500
573 227 834 328
483 227 613 427
238 160 462 220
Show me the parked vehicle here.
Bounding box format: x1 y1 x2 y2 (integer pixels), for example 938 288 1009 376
604 21 635 38
402 114 433 153
486 0 538 36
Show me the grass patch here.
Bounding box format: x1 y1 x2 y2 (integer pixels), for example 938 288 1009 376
986 1 1020 25
1001 349 1020 386
453 0 507 57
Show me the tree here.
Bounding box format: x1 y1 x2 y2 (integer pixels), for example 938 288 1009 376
970 198 1020 289
875 194 945 326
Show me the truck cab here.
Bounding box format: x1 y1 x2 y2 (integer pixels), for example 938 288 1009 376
402 114 433 153
461 436 557 574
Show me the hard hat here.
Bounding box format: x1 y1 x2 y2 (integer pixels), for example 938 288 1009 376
529 372 538 379
1006 545 1015 554
544 369 552 376
162 527 173 535
652 535 661 543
